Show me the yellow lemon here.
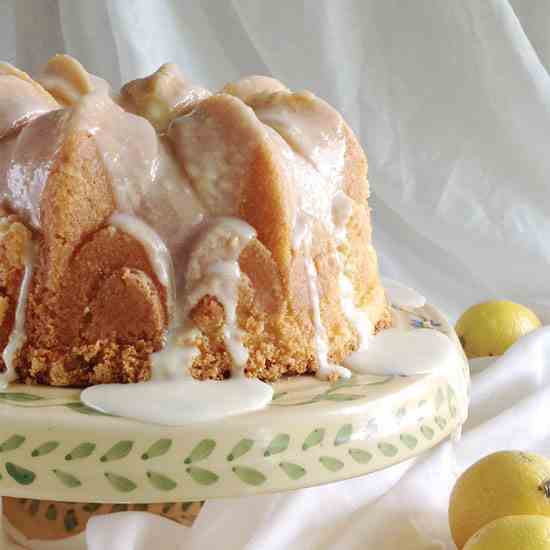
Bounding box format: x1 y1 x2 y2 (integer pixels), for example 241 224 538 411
455 300 541 358
449 451 550 548
463 515 550 550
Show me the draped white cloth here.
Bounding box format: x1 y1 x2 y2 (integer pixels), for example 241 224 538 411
2 0 550 548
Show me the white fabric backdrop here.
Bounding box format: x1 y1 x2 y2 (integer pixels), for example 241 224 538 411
1 0 550 548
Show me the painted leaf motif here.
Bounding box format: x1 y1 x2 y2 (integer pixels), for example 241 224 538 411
83 503 102 513
64 510 78 532
29 500 40 515
302 428 325 451
279 462 306 480
396 407 407 419
134 504 149 511
184 439 216 464
100 441 134 462
0 434 25 452
46 504 57 521
104 472 137 493
348 448 373 464
31 441 59 457
66 442 96 461
323 393 363 402
324 379 357 394
319 456 344 472
65 402 110 416
186 466 219 486
142 439 172 460
271 392 288 401
366 376 394 386
378 442 398 457
112 504 128 513
265 434 290 456
227 439 254 461
162 503 174 513
5 462 35 485
147 471 177 491
232 466 266 486
0 392 43 402
435 416 447 430
334 424 353 446
421 425 435 440
400 434 418 449
53 469 82 488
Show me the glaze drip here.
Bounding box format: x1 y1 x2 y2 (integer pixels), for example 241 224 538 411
294 212 351 381
1 239 36 388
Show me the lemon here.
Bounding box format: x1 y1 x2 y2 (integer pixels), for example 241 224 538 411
463 515 550 550
449 451 550 548
455 300 541 358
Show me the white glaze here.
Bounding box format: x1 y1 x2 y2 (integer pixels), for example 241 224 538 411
150 329 200 380
338 273 373 350
2 109 70 229
3 517 87 550
149 217 256 381
294 212 351 381
332 190 374 350
181 218 255 374
383 278 426 309
81 377 274 426
109 213 175 313
251 90 347 186
1 241 36 388
121 63 211 131
223 75 290 103
0 73 57 139
344 328 459 376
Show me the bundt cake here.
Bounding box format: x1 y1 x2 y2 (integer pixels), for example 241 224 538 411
0 54 390 387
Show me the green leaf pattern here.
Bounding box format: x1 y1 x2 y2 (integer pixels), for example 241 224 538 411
227 439 254 461
31 441 59 457
334 424 353 446
142 439 172 460
264 434 290 456
184 439 216 464
104 472 137 493
0 434 25 452
147 471 177 491
302 428 325 451
53 469 82 488
186 466 219 486
232 466 266 486
66 442 96 461
100 441 134 462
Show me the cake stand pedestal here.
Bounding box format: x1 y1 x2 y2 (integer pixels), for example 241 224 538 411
0 304 469 549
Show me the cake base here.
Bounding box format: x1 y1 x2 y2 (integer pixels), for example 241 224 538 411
2 497 203 549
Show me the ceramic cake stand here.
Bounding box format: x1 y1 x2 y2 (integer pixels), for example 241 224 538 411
0 303 469 548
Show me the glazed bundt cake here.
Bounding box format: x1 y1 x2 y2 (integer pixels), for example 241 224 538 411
0 55 390 387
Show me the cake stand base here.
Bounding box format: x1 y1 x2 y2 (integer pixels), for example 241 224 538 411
3 497 203 549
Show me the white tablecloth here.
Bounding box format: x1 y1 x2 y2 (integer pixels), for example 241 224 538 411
2 0 550 548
